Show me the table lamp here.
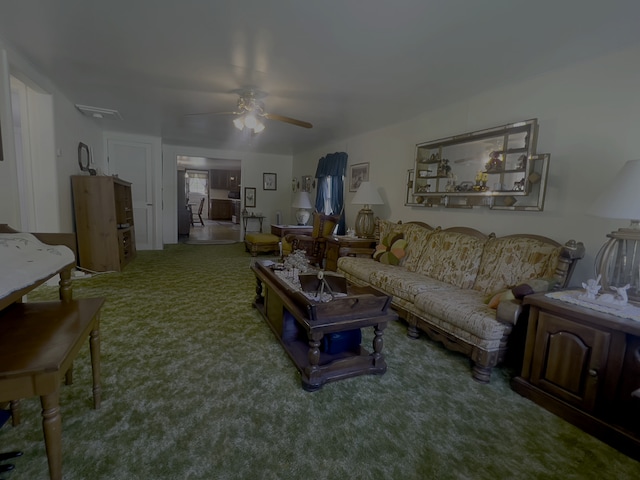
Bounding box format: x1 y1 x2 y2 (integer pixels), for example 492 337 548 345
292 191 313 225
352 181 384 238
589 159 640 303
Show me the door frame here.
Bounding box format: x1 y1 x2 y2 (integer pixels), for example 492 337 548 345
104 132 163 250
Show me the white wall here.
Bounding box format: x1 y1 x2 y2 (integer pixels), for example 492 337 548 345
163 144 293 244
0 41 103 233
294 44 640 285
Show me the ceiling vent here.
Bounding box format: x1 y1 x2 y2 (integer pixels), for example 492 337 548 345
75 104 122 120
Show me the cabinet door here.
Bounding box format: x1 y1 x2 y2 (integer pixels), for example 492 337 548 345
228 170 240 190
531 312 610 412
210 170 227 189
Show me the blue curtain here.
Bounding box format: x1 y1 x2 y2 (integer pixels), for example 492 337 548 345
315 152 348 234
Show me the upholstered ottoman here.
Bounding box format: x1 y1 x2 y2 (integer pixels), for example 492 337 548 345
245 233 280 256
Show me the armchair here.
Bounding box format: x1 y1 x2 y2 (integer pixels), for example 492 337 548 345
285 211 340 266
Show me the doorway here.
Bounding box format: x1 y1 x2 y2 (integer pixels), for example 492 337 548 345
177 156 242 243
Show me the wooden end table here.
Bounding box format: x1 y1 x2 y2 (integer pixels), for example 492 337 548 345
325 236 377 271
512 292 640 461
270 224 313 237
251 261 396 391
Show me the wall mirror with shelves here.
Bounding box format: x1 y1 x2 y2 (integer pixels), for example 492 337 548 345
407 119 550 210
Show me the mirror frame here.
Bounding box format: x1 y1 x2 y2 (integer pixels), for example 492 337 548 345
78 142 91 171
407 119 550 210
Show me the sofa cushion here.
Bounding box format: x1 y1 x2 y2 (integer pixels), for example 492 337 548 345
415 230 486 289
414 289 509 346
472 236 562 294
337 256 389 285
369 266 454 304
376 220 435 272
373 232 407 265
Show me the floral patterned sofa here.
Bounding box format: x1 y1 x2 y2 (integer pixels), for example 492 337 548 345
337 220 585 383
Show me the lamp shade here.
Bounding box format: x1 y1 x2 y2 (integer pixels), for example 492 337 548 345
589 159 640 221
292 191 313 209
352 181 384 206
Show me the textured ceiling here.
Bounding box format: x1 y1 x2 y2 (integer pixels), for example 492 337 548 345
1 0 639 155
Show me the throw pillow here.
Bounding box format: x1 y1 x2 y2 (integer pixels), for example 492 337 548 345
486 289 515 309
373 233 407 265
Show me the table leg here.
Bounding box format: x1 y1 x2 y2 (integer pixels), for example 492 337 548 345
372 324 386 367
58 269 72 302
10 399 20 426
90 317 102 409
40 390 62 480
253 277 264 306
64 366 73 385
304 333 323 390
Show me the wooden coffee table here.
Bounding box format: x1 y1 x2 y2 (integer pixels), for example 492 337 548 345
251 261 396 391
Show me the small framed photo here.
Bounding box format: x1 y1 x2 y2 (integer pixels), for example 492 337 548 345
244 187 256 208
263 172 277 190
349 162 369 192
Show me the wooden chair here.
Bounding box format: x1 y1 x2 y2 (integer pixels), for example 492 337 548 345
192 198 205 226
285 211 340 266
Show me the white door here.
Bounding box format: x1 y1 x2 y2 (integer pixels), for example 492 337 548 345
106 137 156 250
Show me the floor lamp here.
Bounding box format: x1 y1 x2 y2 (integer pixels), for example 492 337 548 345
590 159 640 303
352 181 384 238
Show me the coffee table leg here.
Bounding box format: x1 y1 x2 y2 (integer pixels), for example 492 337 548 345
304 333 323 390
41 390 62 480
254 277 264 306
373 324 386 366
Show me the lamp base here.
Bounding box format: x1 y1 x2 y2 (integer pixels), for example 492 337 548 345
597 227 640 304
355 207 375 238
295 209 310 226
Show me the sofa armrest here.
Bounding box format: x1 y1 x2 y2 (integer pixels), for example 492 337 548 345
496 275 562 326
496 299 523 326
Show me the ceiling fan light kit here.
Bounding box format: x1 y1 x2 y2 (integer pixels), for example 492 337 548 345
233 113 265 134
188 89 312 132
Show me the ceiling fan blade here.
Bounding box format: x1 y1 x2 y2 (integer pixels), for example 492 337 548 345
183 111 239 117
264 113 313 129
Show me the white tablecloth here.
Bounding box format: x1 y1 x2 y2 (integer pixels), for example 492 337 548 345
0 233 75 299
546 290 640 322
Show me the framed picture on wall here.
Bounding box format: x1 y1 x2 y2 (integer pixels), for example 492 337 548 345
263 172 277 190
349 162 369 192
302 175 314 192
244 187 256 208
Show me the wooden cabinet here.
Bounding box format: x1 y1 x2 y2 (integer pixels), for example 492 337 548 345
209 199 233 220
325 236 377 271
228 170 240 190
71 175 137 272
512 293 640 460
210 169 241 190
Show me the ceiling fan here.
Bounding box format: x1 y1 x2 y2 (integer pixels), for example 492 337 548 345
186 89 312 133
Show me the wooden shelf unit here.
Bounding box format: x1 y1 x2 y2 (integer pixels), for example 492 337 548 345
72 175 137 272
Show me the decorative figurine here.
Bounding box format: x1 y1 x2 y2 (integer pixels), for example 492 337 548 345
581 275 602 300
598 284 631 305
485 151 503 172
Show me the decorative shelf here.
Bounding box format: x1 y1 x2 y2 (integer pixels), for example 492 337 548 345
407 119 550 211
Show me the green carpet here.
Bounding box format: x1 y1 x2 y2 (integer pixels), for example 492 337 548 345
2 243 638 479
